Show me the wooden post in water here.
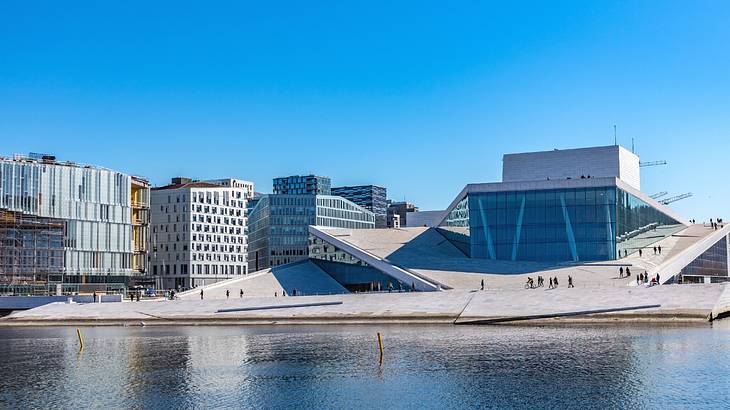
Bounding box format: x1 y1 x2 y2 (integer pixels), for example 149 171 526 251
76 328 84 351
377 332 384 364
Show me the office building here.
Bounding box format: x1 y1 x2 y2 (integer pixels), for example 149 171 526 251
331 185 387 228
0 153 150 287
273 175 331 195
149 178 249 290
247 194 375 272
387 201 419 228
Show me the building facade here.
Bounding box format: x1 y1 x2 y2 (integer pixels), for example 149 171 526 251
0 153 150 286
273 175 331 195
438 146 686 263
149 179 249 290
247 194 375 272
387 201 419 228
331 185 387 228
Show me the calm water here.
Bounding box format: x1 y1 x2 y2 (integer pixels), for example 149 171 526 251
1 323 729 409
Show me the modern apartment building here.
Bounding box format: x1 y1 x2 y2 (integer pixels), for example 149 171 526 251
331 185 388 228
149 178 249 290
247 194 375 272
0 153 150 286
273 175 331 195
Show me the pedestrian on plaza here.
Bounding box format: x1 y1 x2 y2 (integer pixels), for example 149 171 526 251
653 246 657 254
136 291 140 302
568 276 574 288
283 290 287 296
626 267 631 277
619 266 624 278
639 249 643 257
644 273 649 284
226 289 230 299
200 289 204 300
240 289 244 298
130 292 135 302
658 245 662 255
275 291 278 297
554 277 559 287
170 289 176 300
549 278 553 289
624 249 628 257
93 291 97 303
388 282 393 293
481 279 484 291
636 274 640 285
412 282 416 292
656 273 660 284
640 273 644 283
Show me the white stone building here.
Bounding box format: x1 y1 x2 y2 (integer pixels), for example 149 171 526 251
150 177 250 290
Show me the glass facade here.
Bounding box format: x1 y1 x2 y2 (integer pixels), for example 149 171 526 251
247 194 375 272
440 185 683 263
331 185 388 228
309 234 410 292
0 155 150 284
679 235 729 282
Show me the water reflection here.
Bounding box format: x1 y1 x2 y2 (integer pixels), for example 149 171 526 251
0 324 729 409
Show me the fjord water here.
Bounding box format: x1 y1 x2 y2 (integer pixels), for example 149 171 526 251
1 324 729 409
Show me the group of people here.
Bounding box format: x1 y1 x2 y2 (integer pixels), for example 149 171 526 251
710 218 724 230
525 275 574 289
637 272 661 286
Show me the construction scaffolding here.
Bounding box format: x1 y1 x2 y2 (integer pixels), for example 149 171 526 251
0 209 65 285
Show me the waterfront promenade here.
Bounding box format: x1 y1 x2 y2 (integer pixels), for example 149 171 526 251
2 283 726 326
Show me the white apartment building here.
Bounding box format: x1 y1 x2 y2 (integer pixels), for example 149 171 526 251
149 178 250 290
205 178 254 199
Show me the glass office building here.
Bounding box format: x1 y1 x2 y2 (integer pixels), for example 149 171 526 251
247 194 375 272
439 182 685 262
273 175 331 195
331 185 388 228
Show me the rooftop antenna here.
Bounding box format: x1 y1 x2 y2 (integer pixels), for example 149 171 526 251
613 125 617 146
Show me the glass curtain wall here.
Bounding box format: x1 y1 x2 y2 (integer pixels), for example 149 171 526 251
615 188 684 258
466 187 617 262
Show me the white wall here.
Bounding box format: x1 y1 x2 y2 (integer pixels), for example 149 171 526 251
502 145 641 190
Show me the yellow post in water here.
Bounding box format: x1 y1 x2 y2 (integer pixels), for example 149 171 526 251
76 328 84 350
377 332 384 363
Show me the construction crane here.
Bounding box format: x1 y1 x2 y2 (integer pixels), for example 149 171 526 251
650 191 668 199
660 192 692 205
640 160 668 167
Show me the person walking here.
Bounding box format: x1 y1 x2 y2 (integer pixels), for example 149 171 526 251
549 278 553 289
658 245 662 255
554 277 559 287
274 291 278 297
636 274 640 285
136 291 140 302
619 266 624 278
639 249 643 257
653 246 657 255
656 273 660 284
226 289 230 299
568 276 574 288
93 291 97 303
626 267 631 277
200 289 204 300
481 279 484 291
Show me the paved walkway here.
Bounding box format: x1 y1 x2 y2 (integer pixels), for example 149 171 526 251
4 284 724 325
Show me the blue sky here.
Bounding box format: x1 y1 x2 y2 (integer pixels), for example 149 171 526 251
1 1 728 220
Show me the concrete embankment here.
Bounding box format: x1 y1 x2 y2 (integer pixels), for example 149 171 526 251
0 284 725 326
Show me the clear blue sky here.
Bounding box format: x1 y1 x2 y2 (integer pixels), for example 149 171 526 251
1 1 728 220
